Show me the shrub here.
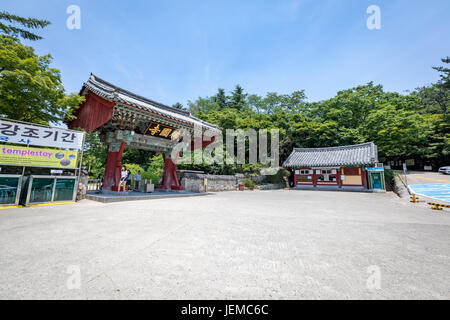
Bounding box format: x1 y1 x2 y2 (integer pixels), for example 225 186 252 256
123 161 165 185
141 171 162 185
123 163 144 176
243 178 256 190
147 155 164 176
384 169 397 191
262 168 290 185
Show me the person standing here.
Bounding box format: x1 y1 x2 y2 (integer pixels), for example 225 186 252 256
125 169 132 191
134 170 142 191
119 166 128 192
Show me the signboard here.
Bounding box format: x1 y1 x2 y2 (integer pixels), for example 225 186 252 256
0 145 79 168
144 122 179 140
367 167 384 171
0 119 83 150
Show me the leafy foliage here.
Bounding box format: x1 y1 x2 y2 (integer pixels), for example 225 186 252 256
123 163 162 185
262 169 290 185
0 35 84 124
383 169 397 192
0 11 50 41
243 178 256 190
172 102 185 110
189 66 449 168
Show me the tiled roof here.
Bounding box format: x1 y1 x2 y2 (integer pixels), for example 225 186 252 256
283 142 378 168
82 74 220 131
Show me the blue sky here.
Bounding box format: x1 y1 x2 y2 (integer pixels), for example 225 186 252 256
3 0 450 106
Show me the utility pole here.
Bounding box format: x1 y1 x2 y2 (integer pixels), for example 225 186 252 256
403 163 409 194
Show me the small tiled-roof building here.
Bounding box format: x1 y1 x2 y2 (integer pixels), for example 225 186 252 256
283 142 383 190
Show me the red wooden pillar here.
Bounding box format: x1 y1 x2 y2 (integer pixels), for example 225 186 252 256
102 142 126 191
337 167 342 188
158 152 182 190
362 167 368 189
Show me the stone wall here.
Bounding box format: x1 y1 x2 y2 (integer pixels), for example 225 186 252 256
258 183 284 190
181 173 244 192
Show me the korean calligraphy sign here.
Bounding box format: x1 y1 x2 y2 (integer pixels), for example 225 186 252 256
0 119 84 150
144 122 178 140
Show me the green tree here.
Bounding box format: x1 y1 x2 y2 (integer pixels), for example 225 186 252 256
418 57 450 159
214 88 228 109
172 102 185 110
364 103 434 158
82 132 107 178
229 85 247 111
247 94 264 114
0 35 84 124
188 96 219 116
0 11 50 41
122 148 155 168
433 56 450 92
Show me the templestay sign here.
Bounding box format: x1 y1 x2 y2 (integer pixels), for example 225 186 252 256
0 119 84 150
0 145 79 169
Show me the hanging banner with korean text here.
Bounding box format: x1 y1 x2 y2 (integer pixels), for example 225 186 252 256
0 145 79 168
0 119 84 150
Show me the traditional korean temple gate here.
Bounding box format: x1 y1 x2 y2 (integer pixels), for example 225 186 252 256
68 74 220 191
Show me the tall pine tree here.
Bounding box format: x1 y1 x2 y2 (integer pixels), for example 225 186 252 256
0 11 50 41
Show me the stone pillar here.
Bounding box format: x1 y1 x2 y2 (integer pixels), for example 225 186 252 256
102 141 126 191
158 152 182 190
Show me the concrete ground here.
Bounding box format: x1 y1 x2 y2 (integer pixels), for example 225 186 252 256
0 190 448 300
404 171 450 185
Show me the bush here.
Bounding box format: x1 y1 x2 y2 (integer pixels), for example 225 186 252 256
147 155 164 176
384 169 397 191
141 171 162 185
123 163 162 185
243 178 256 190
262 168 290 185
123 163 144 177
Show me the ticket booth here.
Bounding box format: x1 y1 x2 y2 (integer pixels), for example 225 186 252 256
0 174 23 207
367 167 385 191
20 175 78 206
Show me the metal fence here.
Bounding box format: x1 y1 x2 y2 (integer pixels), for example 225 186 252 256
87 179 102 192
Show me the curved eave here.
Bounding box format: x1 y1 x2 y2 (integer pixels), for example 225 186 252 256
283 162 374 168
82 84 221 133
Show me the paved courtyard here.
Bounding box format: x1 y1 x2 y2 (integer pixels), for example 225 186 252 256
0 190 448 299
